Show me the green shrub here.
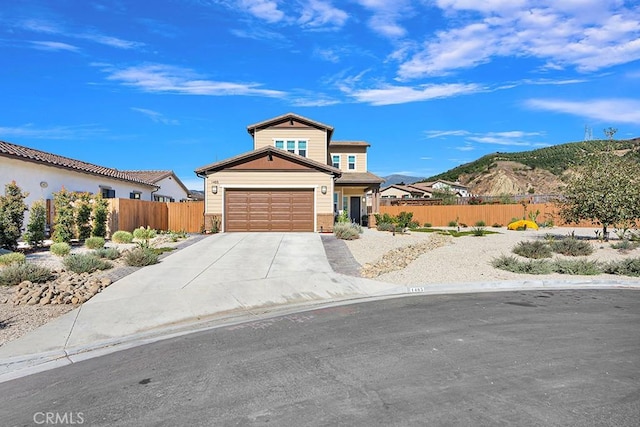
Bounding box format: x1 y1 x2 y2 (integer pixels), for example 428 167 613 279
475 220 486 227
50 242 71 257
552 259 602 275
333 223 361 240
0 181 28 251
471 226 486 236
423 222 432 228
550 237 593 256
610 239 639 251
374 213 395 225
133 226 157 240
24 199 47 248
603 258 640 277
112 230 134 244
512 241 552 259
63 253 112 274
0 252 26 266
93 247 121 260
52 188 76 243
0 263 53 286
376 222 396 232
491 255 553 274
448 220 458 227
124 247 159 267
336 210 349 223
91 195 109 238
75 192 93 240
85 236 105 250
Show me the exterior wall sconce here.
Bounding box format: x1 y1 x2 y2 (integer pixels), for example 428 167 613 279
211 185 218 194
321 185 327 194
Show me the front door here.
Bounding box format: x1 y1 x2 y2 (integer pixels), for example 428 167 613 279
349 196 361 224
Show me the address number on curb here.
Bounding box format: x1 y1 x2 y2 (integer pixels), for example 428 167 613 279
409 287 425 293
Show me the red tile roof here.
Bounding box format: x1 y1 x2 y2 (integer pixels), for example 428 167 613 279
0 140 158 187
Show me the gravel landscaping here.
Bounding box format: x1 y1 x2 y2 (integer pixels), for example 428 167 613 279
0 234 205 346
345 226 640 285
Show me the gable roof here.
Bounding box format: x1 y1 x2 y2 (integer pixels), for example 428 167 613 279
0 140 158 188
246 112 334 140
122 170 190 195
195 145 342 176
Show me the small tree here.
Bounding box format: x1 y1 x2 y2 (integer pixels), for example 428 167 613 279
432 188 457 205
0 181 28 250
92 195 109 238
603 127 618 140
52 187 76 243
75 192 93 240
24 199 47 248
558 151 640 240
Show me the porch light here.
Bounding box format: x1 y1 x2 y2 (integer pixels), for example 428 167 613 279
321 185 327 194
211 185 218 194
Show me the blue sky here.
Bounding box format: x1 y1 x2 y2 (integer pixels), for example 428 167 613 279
2 0 639 190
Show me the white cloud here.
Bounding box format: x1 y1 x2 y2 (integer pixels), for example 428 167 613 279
0 124 105 140
102 64 287 98
353 0 412 38
349 83 484 105
399 2 640 78
19 18 143 50
238 0 284 23
424 130 471 139
423 129 545 148
29 41 79 52
298 0 348 28
525 98 640 124
131 108 179 125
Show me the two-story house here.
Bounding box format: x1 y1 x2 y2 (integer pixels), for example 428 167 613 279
194 113 384 232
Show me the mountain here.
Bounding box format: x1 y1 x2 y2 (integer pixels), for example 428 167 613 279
382 174 425 187
424 138 640 196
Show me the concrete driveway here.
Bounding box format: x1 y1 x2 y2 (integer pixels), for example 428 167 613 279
0 233 399 377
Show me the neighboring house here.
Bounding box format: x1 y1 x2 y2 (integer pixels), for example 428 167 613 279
423 179 470 197
381 184 433 199
0 140 187 229
123 170 192 202
194 113 385 232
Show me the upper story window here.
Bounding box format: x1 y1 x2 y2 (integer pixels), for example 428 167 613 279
348 155 356 170
129 191 141 200
332 155 340 169
274 139 307 157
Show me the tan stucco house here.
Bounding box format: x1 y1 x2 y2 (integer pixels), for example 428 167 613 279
194 113 384 232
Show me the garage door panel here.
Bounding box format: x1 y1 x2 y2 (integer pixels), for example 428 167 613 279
225 189 314 232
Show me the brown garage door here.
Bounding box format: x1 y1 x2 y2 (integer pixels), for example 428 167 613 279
225 189 314 232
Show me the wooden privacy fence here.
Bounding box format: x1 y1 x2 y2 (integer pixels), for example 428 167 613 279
107 199 204 235
379 203 594 227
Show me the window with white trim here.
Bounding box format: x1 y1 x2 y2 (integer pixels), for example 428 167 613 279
274 139 308 157
348 155 356 170
332 155 340 169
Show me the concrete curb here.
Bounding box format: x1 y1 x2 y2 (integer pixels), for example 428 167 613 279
2 277 638 384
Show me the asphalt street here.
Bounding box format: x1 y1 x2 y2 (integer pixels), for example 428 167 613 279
1 289 638 426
